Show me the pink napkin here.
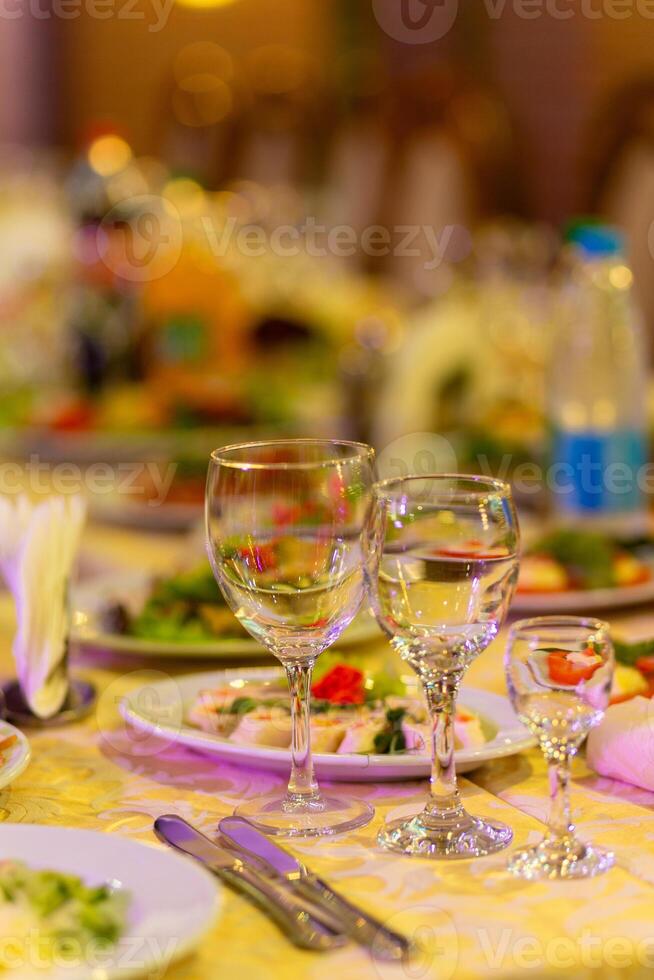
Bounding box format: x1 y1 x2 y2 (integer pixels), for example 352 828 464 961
586 697 654 791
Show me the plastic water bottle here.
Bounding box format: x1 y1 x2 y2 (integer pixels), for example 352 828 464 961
549 224 649 532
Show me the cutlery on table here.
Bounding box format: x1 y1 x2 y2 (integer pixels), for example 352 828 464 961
218 815 412 962
154 815 347 952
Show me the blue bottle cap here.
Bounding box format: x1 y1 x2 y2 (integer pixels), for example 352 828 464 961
567 223 625 259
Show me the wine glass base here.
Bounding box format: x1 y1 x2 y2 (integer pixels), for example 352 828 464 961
234 793 373 838
508 835 614 880
378 811 513 859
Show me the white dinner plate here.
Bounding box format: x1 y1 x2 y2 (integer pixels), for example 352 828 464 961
0 824 221 980
72 571 381 661
513 574 654 613
120 668 535 782
0 720 30 791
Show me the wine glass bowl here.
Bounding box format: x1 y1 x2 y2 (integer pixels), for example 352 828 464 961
505 616 614 879
206 439 376 837
366 474 520 858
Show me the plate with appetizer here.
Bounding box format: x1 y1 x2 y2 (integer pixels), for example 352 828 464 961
0 721 30 791
514 528 654 611
72 565 381 660
0 824 220 979
120 658 535 781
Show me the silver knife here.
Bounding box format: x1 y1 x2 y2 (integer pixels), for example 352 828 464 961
154 815 347 952
218 816 412 962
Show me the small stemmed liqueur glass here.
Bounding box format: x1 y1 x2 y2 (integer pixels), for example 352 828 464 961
505 616 615 879
365 474 520 857
206 439 376 837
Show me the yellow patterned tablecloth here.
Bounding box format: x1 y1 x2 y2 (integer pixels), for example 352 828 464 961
3 524 654 980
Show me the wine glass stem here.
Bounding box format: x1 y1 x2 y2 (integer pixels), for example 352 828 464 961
285 659 319 801
547 755 573 840
422 674 464 826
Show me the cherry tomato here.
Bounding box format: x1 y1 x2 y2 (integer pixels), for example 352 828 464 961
547 649 601 686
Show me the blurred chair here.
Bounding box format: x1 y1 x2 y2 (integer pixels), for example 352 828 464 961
320 53 393 272
158 42 241 187
378 66 518 298
225 45 328 199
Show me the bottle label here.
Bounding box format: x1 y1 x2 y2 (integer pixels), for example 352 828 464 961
551 428 647 515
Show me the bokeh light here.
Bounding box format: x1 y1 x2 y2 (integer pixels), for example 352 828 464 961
87 135 132 177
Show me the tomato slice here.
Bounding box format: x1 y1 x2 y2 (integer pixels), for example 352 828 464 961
434 540 508 560
636 655 654 676
547 649 601 685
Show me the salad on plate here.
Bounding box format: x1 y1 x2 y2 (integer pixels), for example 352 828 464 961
95 558 377 649
0 863 129 970
102 563 250 644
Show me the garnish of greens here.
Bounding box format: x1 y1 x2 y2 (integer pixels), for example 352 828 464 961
0 862 130 959
374 708 407 754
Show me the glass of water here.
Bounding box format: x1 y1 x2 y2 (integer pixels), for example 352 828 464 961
365 474 520 858
505 616 614 879
206 439 376 837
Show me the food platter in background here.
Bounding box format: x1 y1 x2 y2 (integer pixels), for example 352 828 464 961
514 527 654 612
71 570 381 661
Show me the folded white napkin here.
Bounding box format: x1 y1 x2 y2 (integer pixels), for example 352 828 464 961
0 495 86 718
586 697 654 791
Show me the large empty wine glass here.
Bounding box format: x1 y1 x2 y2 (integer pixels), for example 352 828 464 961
366 474 520 858
206 439 376 837
505 616 614 879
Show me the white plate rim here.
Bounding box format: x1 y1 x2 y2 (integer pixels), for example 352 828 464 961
0 720 31 791
0 823 221 980
120 667 535 781
513 573 654 613
71 571 380 660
